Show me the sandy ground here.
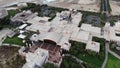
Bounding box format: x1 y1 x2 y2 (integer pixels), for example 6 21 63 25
0 0 34 7
0 0 100 12
110 1 120 15
0 0 19 8
47 0 100 12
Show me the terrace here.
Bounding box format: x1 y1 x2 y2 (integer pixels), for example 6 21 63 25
24 41 62 64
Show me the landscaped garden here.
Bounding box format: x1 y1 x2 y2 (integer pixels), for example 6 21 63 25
69 37 105 68
61 56 94 68
0 9 21 30
3 36 24 46
107 15 120 26
106 53 120 68
110 42 120 56
0 16 12 30
8 9 20 17
43 63 57 68
78 11 105 27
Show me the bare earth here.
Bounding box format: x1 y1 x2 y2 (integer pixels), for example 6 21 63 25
0 46 25 68
110 0 120 15
47 0 100 12
0 0 100 12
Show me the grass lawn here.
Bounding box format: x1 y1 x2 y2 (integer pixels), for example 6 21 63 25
43 63 57 68
109 42 120 56
8 10 20 16
106 53 120 68
69 37 105 68
61 56 83 68
3 36 23 46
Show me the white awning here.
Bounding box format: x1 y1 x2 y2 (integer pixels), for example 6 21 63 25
44 32 62 44
19 24 28 29
18 34 26 39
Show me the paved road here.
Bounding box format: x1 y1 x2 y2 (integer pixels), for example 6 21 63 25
101 42 109 68
101 0 109 66
102 0 107 11
102 0 109 19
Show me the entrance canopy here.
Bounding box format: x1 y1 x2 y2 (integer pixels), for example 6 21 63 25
44 32 62 45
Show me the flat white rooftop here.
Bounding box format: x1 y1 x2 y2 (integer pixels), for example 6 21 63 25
86 41 100 53
27 16 50 24
81 24 101 35
18 34 26 39
22 48 48 68
19 24 28 30
115 21 120 32
77 30 90 43
110 27 120 42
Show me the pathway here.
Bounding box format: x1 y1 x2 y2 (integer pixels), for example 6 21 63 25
63 54 85 68
63 54 83 63
107 43 120 59
101 42 109 68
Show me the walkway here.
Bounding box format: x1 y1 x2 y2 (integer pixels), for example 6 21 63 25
102 41 120 68
107 43 120 59
63 54 83 63
63 54 85 68
101 42 109 68
108 50 120 59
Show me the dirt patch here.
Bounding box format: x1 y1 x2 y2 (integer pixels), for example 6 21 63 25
0 46 25 68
